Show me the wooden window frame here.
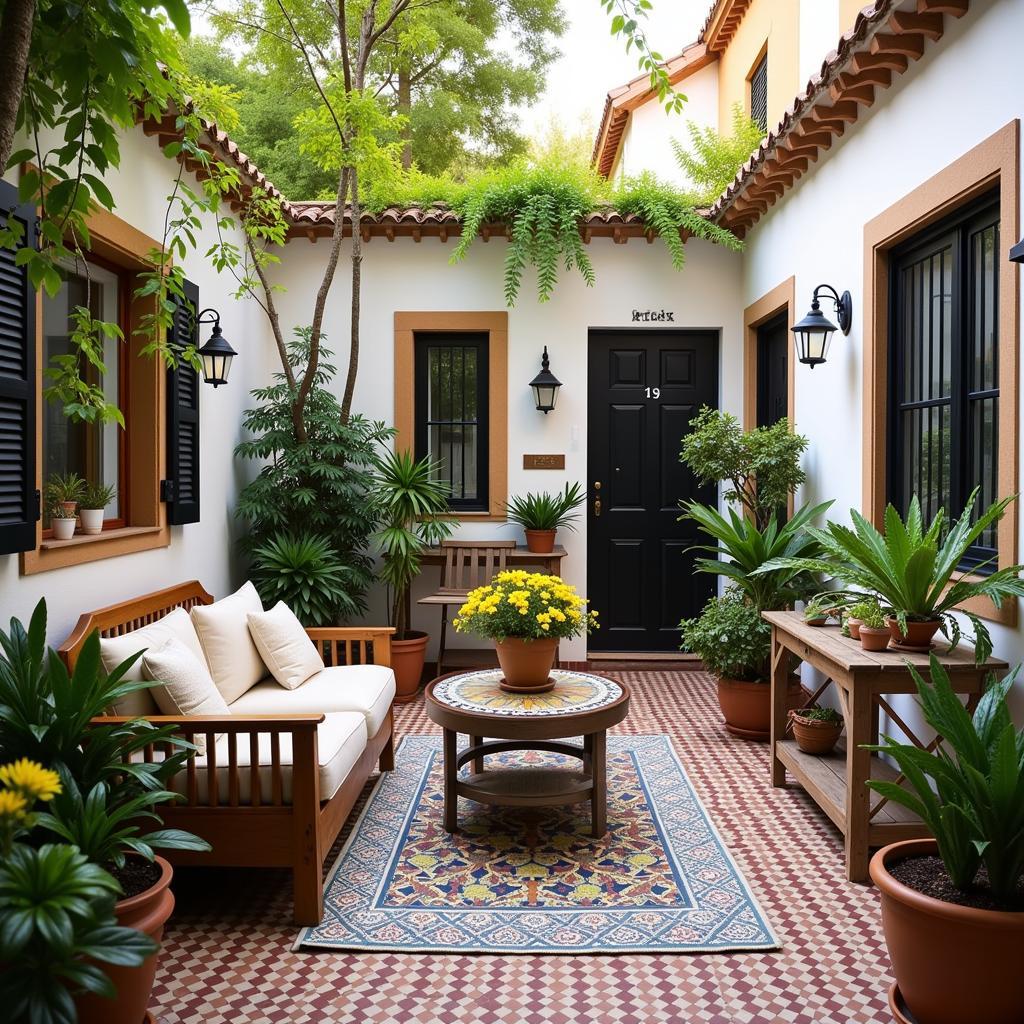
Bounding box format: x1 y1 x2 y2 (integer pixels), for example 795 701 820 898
395 312 508 521
863 120 1020 624
22 205 170 574
747 46 769 133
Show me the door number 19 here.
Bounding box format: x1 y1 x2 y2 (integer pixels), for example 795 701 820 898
645 387 661 399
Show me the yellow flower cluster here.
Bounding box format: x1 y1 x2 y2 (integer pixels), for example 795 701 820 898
452 571 598 641
0 759 61 843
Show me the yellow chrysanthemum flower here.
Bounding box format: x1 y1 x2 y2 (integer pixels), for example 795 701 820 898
0 789 28 820
0 759 61 801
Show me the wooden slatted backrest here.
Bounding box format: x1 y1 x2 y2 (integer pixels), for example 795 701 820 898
439 540 516 593
58 580 215 669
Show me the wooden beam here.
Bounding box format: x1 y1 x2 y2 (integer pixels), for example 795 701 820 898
792 127 835 148
831 82 876 106
871 33 926 59
810 100 860 124
763 158 805 180
776 141 821 161
836 67 893 91
889 10 945 39
851 49 910 74
412 227 422 242
917 0 968 16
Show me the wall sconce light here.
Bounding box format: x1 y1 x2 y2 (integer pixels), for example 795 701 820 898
791 284 853 368
530 346 562 413
196 308 237 388
1011 237 1024 262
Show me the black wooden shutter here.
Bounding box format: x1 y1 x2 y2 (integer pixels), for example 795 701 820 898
0 178 39 555
164 279 200 525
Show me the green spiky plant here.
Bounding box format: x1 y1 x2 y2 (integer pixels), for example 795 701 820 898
505 483 586 532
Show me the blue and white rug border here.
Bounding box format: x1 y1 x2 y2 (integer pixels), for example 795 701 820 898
295 734 780 955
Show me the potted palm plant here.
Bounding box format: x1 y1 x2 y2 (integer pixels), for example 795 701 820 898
504 483 585 553
373 448 454 701
866 656 1024 1024
758 489 1024 664
79 481 117 535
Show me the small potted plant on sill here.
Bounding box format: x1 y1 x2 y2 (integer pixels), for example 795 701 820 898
504 482 585 554
46 498 77 540
850 598 889 651
680 591 803 740
373 448 454 701
453 570 597 691
788 706 843 754
80 481 117 535
866 656 1024 1024
46 471 86 520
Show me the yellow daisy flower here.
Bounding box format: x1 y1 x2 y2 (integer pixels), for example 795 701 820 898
0 759 61 801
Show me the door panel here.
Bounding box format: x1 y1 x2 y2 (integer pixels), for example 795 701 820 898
757 312 789 427
588 330 719 652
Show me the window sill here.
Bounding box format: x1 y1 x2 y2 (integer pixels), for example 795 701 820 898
22 524 170 575
40 526 163 551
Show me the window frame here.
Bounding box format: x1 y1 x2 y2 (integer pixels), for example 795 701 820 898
413 332 490 513
748 50 768 134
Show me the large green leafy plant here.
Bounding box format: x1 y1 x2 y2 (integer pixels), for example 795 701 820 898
679 594 771 682
759 490 1024 663
505 483 585 532
866 656 1024 907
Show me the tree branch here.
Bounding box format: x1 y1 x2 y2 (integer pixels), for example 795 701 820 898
0 0 36 177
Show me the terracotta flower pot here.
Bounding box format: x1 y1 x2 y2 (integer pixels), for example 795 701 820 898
870 839 1024 1024
847 617 863 640
391 630 429 703
495 636 558 693
887 616 941 650
716 675 805 741
524 529 557 554
859 625 891 652
76 856 175 1024
788 710 843 754
60 499 78 519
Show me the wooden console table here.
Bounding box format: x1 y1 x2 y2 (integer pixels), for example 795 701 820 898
763 611 1007 882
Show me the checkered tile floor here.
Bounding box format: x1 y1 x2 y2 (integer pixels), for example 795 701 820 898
152 670 894 1024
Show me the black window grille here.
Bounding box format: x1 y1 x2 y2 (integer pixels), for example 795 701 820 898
888 192 1000 573
749 53 768 133
414 333 489 511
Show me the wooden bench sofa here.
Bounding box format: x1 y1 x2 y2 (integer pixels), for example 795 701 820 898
58 581 396 925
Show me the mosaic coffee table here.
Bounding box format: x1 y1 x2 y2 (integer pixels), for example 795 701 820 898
424 669 630 838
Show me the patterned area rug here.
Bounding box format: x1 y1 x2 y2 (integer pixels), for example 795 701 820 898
297 735 778 954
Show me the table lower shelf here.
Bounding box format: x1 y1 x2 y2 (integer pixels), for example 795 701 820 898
776 739 928 844
456 768 593 807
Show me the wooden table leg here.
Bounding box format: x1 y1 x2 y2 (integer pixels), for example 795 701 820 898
443 727 458 833
590 730 607 838
770 627 789 787
470 734 484 774
582 733 593 775
845 687 873 881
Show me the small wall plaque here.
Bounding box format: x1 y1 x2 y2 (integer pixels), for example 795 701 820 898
523 454 565 470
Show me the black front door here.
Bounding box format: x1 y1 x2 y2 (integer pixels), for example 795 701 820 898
757 312 789 427
587 330 719 652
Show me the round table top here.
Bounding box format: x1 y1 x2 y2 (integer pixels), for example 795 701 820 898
425 668 630 738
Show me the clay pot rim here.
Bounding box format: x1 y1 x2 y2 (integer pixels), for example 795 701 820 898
392 630 429 647
524 528 557 535
717 675 801 689
788 710 843 729
858 624 891 635
495 636 559 647
886 615 942 625
115 854 173 914
870 839 1024 927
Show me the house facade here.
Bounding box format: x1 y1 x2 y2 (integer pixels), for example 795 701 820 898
1 0 1021 687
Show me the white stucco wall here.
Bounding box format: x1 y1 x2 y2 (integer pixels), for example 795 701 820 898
0 126 274 646
269 234 744 661
741 0 1024 707
798 0 839 87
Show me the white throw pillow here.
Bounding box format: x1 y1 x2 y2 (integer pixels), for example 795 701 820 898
247 602 324 691
190 582 268 703
98 607 207 717
142 638 230 754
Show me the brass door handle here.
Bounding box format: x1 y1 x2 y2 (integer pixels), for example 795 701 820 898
593 480 602 517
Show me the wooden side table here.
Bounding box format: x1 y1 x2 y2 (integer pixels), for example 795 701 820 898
763 611 1007 882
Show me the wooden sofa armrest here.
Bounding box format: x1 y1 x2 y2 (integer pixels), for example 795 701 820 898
95 713 325 731
305 626 395 668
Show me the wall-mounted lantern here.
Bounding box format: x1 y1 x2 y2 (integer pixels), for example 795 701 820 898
1011 237 1024 262
196 308 237 388
791 284 853 368
530 346 562 413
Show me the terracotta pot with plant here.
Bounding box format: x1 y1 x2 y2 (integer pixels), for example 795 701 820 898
788 706 843 754
865 655 1024 1024
0 599 210 1024
454 570 597 692
849 598 889 652
45 472 86 540
80 481 117 535
504 482 585 554
373 448 454 702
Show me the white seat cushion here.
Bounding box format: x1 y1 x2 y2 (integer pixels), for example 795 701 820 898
246 602 324 690
167 712 367 805
99 607 207 717
228 664 396 737
190 582 268 703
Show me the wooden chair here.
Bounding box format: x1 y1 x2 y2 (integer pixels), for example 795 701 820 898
418 541 516 674
58 581 395 926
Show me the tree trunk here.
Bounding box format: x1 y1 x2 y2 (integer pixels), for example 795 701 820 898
339 165 362 422
398 68 412 170
0 0 36 177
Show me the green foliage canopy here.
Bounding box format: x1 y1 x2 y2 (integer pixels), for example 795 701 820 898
673 103 765 206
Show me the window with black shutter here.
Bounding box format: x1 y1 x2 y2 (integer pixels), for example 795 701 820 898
749 52 768 133
165 280 201 525
0 178 39 555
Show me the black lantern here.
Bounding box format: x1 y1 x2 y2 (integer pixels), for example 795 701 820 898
529 346 562 413
791 284 853 368
196 309 236 388
1011 237 1024 262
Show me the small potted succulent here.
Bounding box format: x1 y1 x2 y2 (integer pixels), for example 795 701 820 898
788 706 843 754
803 595 839 627
852 598 889 651
46 497 77 540
79 481 117 535
45 472 86 538
504 482 585 553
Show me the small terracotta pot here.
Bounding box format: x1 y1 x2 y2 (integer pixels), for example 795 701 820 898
391 630 429 703
79 508 105 535
495 636 558 692
789 710 843 754
76 856 175 1024
805 615 828 627
524 529 557 554
51 517 76 540
859 625 891 652
887 616 941 649
716 675 805 741
870 839 1024 1024
60 499 78 518
847 617 863 640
